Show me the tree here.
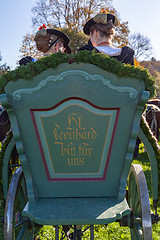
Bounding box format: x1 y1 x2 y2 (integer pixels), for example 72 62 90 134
32 0 113 30
19 0 130 57
106 8 129 47
0 52 10 76
19 33 43 59
151 57 156 62
59 27 89 53
140 60 160 96
128 33 153 60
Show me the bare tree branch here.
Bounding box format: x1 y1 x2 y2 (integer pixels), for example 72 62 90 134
129 33 153 60
32 0 112 30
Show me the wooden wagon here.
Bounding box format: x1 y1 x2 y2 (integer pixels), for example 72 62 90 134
0 52 159 239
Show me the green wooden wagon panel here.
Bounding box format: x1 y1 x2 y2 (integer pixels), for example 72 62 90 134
4 63 148 201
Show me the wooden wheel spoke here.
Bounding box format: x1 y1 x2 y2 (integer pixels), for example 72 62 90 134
128 175 135 208
131 223 143 240
133 197 140 216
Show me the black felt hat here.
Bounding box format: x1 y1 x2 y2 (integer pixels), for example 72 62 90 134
64 43 71 54
84 12 120 35
47 29 71 53
47 29 69 44
35 25 71 53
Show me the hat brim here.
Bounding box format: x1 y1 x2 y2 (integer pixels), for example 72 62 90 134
47 29 69 44
83 18 95 35
64 44 71 54
83 14 119 36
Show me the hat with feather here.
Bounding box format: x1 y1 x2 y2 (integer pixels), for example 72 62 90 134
83 10 120 35
34 24 71 53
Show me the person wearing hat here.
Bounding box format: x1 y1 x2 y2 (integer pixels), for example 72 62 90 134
79 11 134 65
19 24 71 66
79 11 139 157
34 24 71 55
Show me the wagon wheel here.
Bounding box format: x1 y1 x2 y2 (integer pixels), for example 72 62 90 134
4 167 34 240
127 164 152 240
2 138 20 200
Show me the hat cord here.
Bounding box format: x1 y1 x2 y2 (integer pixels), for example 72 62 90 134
49 37 60 49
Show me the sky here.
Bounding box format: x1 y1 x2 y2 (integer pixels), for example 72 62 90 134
0 0 160 69
0 0 37 69
113 0 160 61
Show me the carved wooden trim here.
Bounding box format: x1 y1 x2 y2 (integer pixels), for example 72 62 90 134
12 70 137 101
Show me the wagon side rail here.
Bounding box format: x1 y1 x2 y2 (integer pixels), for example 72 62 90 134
0 93 35 202
118 91 149 200
138 115 160 218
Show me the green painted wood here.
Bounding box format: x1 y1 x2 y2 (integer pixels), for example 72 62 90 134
33 100 117 179
0 62 150 225
138 127 158 201
118 91 149 200
3 63 147 200
22 197 130 225
0 94 36 202
2 137 15 200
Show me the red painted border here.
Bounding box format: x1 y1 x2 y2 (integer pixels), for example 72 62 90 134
30 97 120 182
31 97 119 112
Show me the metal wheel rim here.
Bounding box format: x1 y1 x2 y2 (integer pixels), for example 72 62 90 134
128 164 152 240
4 167 33 240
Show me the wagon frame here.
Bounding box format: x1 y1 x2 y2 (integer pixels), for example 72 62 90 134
0 52 160 239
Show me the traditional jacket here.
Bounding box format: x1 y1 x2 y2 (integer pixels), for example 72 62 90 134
79 44 134 65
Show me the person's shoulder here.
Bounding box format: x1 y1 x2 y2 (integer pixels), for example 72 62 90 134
78 44 97 51
115 46 134 65
19 56 36 66
122 46 134 56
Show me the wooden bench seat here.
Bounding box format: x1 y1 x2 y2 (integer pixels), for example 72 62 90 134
23 197 130 225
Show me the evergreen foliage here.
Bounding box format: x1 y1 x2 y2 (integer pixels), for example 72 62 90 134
0 51 157 98
140 115 160 199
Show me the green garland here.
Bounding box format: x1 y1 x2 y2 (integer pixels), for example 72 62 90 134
0 51 157 98
140 115 160 200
